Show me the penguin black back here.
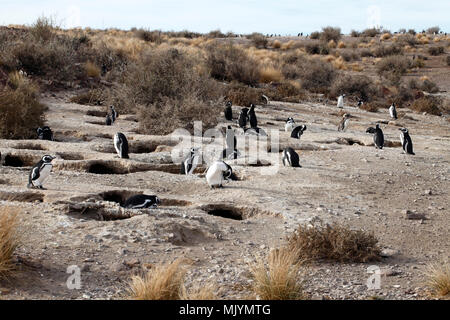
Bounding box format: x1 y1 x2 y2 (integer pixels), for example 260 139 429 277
282 147 301 167
106 114 112 126
373 124 384 149
399 128 415 155
122 194 160 209
114 132 129 158
37 126 53 141
248 104 257 128
290 125 307 139
224 101 233 121
238 108 249 129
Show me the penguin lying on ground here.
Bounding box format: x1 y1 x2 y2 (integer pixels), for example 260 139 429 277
290 125 307 139
114 132 129 158
180 148 200 174
37 126 53 141
27 155 55 189
282 147 301 167
399 128 415 155
206 161 233 188
122 194 160 209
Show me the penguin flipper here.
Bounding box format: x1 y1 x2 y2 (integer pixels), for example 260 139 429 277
31 167 40 181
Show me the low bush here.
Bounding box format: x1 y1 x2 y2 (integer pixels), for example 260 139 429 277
0 207 19 279
376 55 411 85
320 26 341 42
428 46 445 56
373 44 403 57
410 96 442 115
330 74 377 101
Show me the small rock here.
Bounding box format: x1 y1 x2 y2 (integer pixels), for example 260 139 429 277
381 248 398 258
404 210 426 220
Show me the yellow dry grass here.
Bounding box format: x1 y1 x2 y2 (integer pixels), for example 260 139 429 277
259 66 283 83
380 33 391 41
271 40 281 49
0 207 19 279
250 247 308 300
424 263 450 298
181 283 218 300
332 56 347 70
337 41 346 48
328 40 336 48
84 61 101 78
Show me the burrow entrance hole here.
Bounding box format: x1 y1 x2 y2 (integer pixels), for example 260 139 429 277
202 204 244 220
3 154 35 167
93 141 159 154
13 143 46 150
55 152 84 160
86 110 107 117
99 190 141 206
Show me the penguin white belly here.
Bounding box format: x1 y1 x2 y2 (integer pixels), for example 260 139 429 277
389 107 394 118
285 122 294 132
187 155 199 174
400 133 404 149
343 119 349 131
337 96 344 108
34 164 52 187
114 135 120 156
206 162 227 187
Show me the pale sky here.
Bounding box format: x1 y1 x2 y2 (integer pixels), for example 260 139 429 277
0 0 448 35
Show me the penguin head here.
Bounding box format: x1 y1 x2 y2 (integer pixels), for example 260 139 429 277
227 125 232 130
42 155 55 163
286 117 294 123
190 147 200 155
110 105 115 110
343 113 350 118
399 127 409 134
226 101 232 107
375 123 380 129
342 94 346 97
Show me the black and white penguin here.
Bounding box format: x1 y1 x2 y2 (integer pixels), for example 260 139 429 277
238 108 249 129
244 127 267 136
226 125 236 150
285 117 296 132
27 155 55 189
399 128 415 155
122 194 160 209
222 148 240 160
110 105 118 122
338 114 350 132
282 147 301 167
224 101 233 121
106 114 112 126
180 148 200 175
205 160 233 188
37 126 53 141
337 94 346 108
366 124 384 149
357 99 363 108
389 103 398 120
261 94 269 105
290 125 307 139
114 132 129 158
248 103 258 128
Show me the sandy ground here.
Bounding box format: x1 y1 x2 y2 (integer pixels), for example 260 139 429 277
0 91 449 300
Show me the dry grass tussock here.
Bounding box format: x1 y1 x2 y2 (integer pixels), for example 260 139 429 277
0 78 46 139
250 247 308 300
424 262 450 298
287 223 381 263
0 207 20 279
127 258 217 300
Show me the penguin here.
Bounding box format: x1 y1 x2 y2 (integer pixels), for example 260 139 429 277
282 147 301 167
114 132 129 159
222 148 240 160
399 128 415 155
110 105 118 122
122 194 160 209
244 127 267 136
106 114 112 126
248 104 258 128
27 155 55 189
37 126 53 141
357 99 363 108
224 101 233 121
285 117 296 132
338 114 350 132
366 124 384 149
238 108 249 129
290 125 307 139
337 94 345 108
180 147 200 175
261 94 269 105
389 103 398 120
226 125 236 150
205 160 233 188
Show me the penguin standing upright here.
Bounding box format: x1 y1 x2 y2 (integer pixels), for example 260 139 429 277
27 155 55 189
290 125 307 139
122 194 161 209
337 94 346 108
110 105 118 123
248 103 258 128
285 117 295 132
205 160 233 188
224 101 233 121
399 128 415 155
222 126 238 159
106 114 112 126
282 147 301 167
37 126 53 141
389 103 398 120
366 124 384 149
180 148 200 175
238 108 249 129
114 132 129 158
338 114 350 132
357 99 363 108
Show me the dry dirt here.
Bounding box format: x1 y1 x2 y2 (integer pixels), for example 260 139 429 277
0 90 449 300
